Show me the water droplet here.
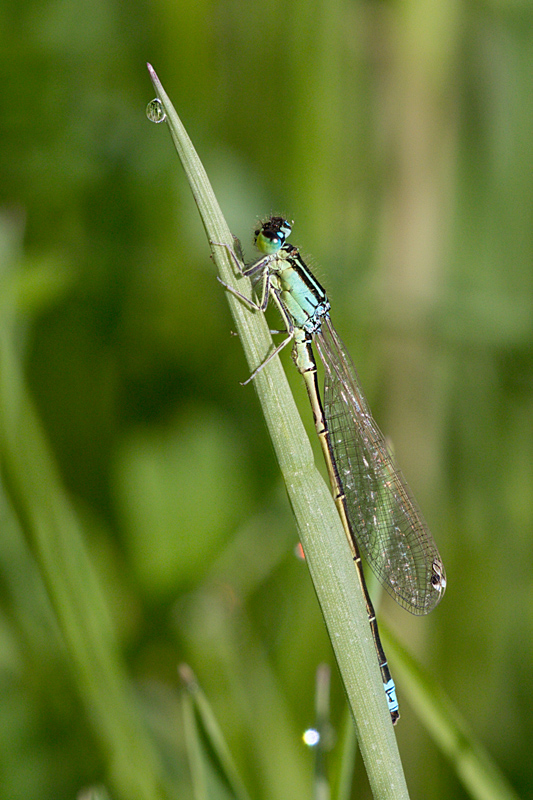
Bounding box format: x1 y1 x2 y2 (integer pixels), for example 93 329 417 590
146 99 166 123
302 728 320 747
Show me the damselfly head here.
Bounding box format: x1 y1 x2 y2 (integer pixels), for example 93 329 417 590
254 216 292 255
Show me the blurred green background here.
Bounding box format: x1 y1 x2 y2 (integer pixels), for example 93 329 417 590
1 0 532 798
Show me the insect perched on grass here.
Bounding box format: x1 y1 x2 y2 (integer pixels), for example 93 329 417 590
214 216 447 723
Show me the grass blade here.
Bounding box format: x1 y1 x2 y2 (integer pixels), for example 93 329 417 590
381 625 520 800
147 63 410 800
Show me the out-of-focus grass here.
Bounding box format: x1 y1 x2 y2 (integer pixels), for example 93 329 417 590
0 217 172 800
0 0 532 798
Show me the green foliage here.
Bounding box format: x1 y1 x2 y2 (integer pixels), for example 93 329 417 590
0 0 532 798
114 409 253 596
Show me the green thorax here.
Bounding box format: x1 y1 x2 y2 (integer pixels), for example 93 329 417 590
254 217 330 333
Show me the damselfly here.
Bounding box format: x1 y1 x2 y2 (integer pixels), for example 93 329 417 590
214 216 446 723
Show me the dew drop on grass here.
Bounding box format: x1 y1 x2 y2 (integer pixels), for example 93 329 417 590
146 98 166 123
